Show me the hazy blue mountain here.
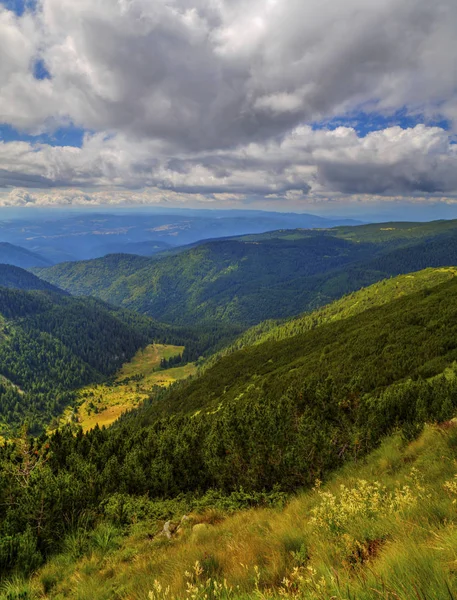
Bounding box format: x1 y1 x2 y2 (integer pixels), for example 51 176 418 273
92 239 172 257
0 209 362 262
0 242 51 268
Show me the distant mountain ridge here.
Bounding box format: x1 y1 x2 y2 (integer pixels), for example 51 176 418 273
34 219 457 326
0 209 363 262
0 242 51 268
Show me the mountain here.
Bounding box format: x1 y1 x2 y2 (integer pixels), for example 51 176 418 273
213 266 457 355
154 273 457 421
4 267 457 585
0 242 51 268
34 219 457 326
0 209 362 262
0 264 65 293
0 288 195 434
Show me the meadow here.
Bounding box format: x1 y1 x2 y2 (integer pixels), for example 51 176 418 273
55 344 196 432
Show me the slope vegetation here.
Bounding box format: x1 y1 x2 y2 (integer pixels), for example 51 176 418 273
217 267 457 354
34 220 457 326
4 271 457 583
17 423 457 600
0 288 192 434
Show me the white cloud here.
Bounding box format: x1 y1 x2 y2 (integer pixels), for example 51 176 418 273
1 0 457 143
0 125 456 204
0 0 456 203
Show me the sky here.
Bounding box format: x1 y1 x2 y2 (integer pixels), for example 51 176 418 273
0 0 456 217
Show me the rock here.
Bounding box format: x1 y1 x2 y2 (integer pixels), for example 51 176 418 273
162 520 178 539
161 516 191 539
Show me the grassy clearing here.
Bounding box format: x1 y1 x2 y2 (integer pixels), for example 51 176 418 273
18 421 457 599
56 344 196 432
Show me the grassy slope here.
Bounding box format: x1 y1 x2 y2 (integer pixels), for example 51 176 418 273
15 422 457 600
58 344 196 432
157 274 457 418
217 267 457 354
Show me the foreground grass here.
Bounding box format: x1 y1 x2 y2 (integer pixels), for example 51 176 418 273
11 421 457 599
55 344 196 432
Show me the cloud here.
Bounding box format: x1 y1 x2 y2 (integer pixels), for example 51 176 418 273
0 0 456 203
1 0 457 147
0 125 456 205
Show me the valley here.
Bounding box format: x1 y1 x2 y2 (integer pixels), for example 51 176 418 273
57 344 196 432
1 0 455 595
3 219 457 598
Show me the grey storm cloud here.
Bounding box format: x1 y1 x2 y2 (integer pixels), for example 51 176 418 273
0 0 456 204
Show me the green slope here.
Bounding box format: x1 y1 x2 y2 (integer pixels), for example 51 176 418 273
5 268 457 581
157 274 457 421
33 236 374 325
33 220 457 326
216 267 457 354
0 287 193 434
19 424 457 600
0 263 64 293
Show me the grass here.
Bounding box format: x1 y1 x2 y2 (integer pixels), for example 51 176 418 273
54 344 196 432
221 267 457 355
19 421 457 599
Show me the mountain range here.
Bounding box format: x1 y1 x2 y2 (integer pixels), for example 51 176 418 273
3 217 457 598
34 219 457 325
0 209 361 262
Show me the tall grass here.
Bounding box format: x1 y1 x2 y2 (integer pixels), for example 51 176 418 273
17 424 457 599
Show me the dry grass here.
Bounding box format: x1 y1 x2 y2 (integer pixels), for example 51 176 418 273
25 424 457 599
55 344 196 432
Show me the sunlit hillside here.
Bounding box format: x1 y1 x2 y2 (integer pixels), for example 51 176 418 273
56 344 196 432
6 422 457 599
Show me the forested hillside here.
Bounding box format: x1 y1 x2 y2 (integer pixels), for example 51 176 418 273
34 220 457 326
3 271 457 586
0 264 64 293
0 287 203 434
215 267 457 355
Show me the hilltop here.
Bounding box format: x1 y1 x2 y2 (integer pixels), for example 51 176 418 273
0 264 63 293
34 219 457 326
